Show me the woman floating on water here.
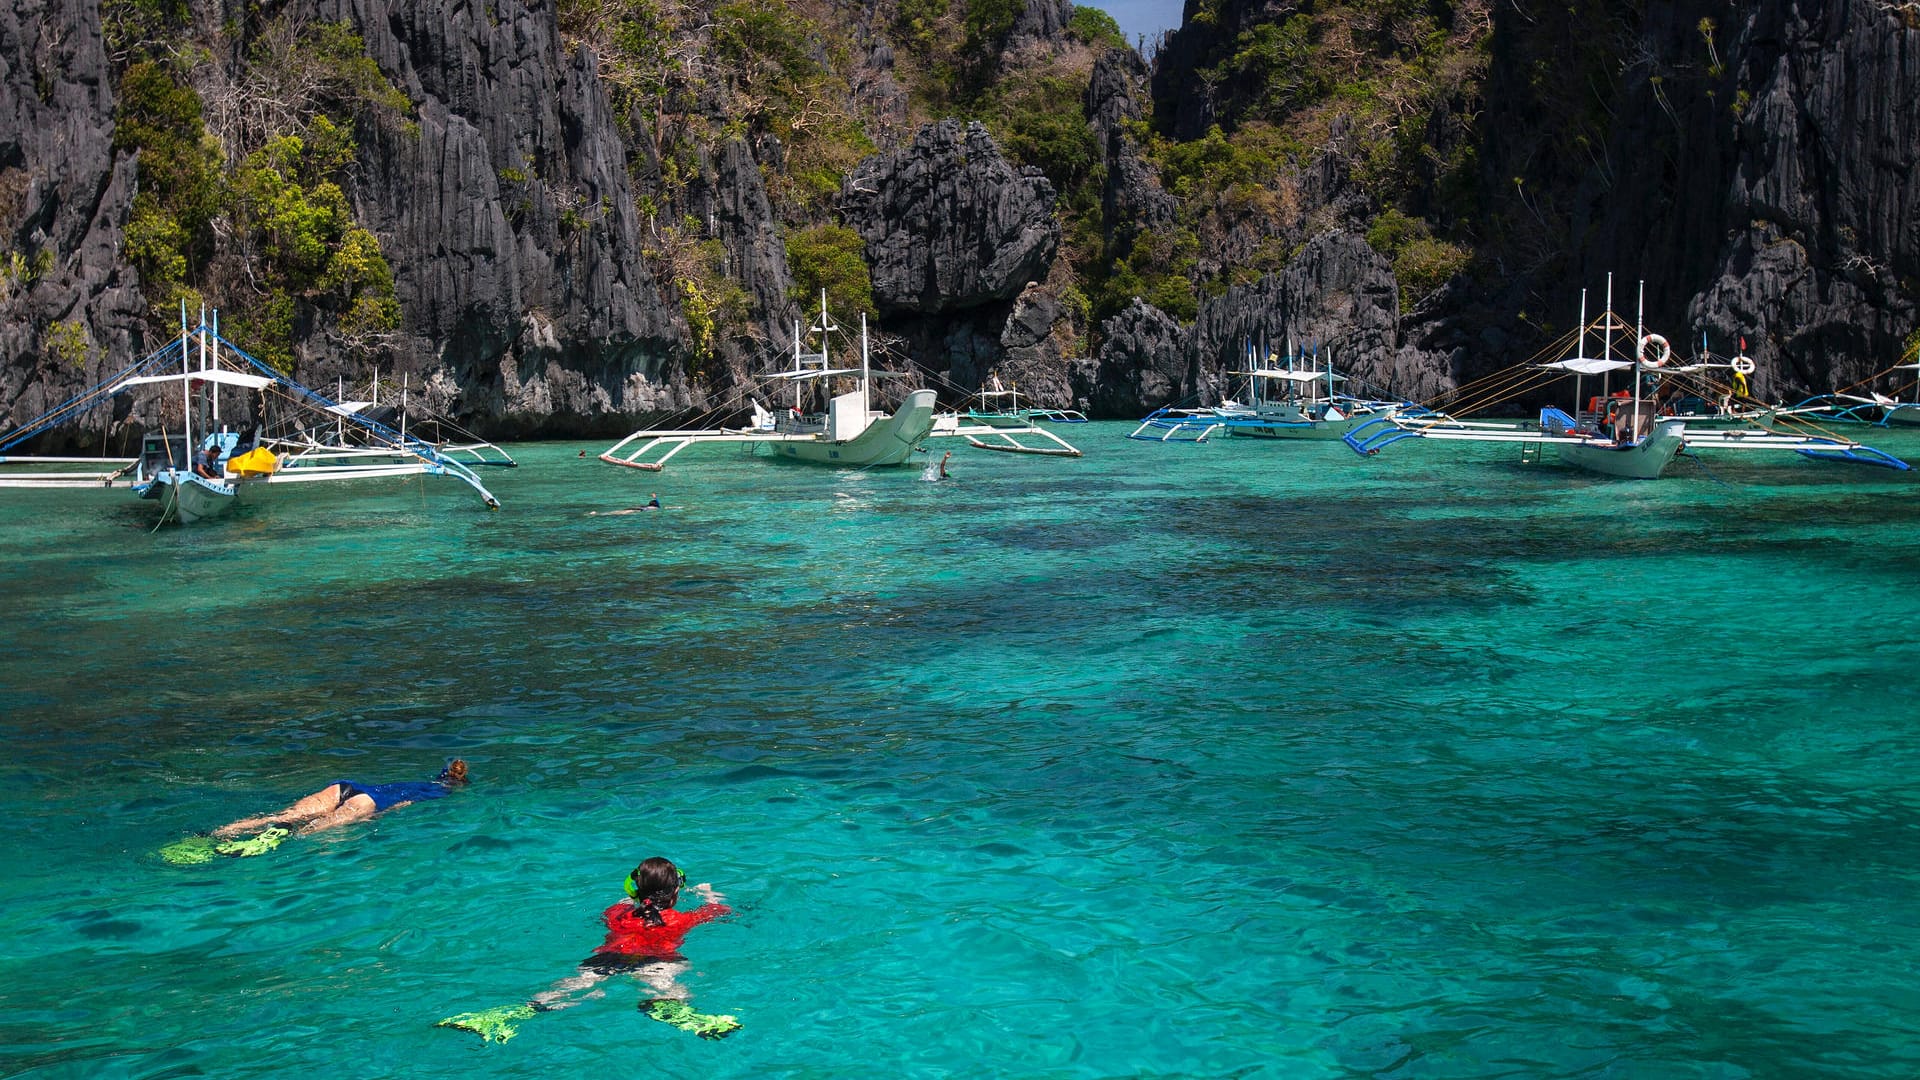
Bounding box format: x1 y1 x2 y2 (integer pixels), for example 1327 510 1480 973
159 761 469 865
214 760 469 837
439 856 740 1042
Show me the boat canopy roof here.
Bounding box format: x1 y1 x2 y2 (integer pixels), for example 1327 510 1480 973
1540 357 1632 374
766 367 862 382
1236 368 1346 382
324 400 375 416
112 369 277 392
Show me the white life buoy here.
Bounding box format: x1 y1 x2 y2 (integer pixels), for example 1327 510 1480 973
1639 333 1671 366
1730 354 1756 375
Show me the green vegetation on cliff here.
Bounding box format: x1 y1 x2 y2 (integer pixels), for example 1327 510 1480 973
107 13 408 363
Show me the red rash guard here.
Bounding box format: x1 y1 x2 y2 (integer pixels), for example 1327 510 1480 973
592 900 730 961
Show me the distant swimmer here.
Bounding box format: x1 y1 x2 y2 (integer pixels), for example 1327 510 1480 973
939 451 951 479
213 760 469 837
589 494 662 516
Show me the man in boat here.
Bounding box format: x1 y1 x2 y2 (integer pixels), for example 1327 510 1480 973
212 760 468 837
193 443 222 479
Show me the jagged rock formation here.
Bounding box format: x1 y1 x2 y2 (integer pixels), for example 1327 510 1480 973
338 0 687 436
996 283 1076 408
841 118 1078 406
1463 0 1919 396
1682 2 1920 396
1087 49 1174 257
0 0 146 448
1006 0 1074 55
844 119 1059 317
1088 298 1187 416
1189 231 1443 403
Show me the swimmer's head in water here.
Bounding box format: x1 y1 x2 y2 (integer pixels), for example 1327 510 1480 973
437 759 469 785
625 857 687 924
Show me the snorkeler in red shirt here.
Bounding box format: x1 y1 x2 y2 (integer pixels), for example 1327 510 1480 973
592 858 730 964
527 857 741 1037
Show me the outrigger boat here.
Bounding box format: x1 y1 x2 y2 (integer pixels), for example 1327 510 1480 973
0 307 504 523
1764 347 1920 428
323 371 518 469
1127 404 1229 442
1344 278 1909 478
926 383 1082 457
1128 342 1405 443
1213 343 1403 440
600 294 936 472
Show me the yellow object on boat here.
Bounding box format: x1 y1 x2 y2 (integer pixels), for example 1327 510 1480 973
227 447 278 476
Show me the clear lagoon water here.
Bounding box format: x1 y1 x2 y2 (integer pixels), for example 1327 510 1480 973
2 425 1918 1078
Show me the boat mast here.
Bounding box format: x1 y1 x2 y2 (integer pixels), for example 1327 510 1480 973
1633 278 1645 431
201 303 218 429
860 310 871 416
792 318 803 413
1602 274 1614 401
1576 288 1588 415
179 300 193 464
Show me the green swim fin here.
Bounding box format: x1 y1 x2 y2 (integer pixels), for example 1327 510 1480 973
158 835 219 866
437 1004 536 1043
643 997 741 1039
214 826 289 857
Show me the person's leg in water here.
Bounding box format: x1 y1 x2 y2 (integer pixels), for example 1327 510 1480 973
531 957 688 1011
528 967 612 1011
213 783 353 837
292 791 383 834
634 959 691 1001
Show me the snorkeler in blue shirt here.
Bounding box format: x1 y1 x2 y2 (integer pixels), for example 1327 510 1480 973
213 760 468 837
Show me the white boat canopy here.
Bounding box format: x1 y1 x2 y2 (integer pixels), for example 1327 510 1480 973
324 400 375 416
1539 357 1633 374
766 367 862 382
112 370 277 392
1234 368 1348 382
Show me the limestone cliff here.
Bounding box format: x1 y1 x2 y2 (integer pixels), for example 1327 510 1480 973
3 0 1916 442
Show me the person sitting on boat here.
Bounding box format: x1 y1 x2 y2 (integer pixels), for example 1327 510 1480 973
646 493 661 509
193 443 222 480
522 857 739 1036
212 759 468 837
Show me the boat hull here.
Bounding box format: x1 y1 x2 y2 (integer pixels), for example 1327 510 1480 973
766 389 938 466
1222 409 1394 440
1555 420 1686 478
133 470 238 523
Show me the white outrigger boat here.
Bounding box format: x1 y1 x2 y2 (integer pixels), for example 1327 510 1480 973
1129 342 1405 443
926 384 1082 457
601 294 936 473
1763 346 1920 428
1344 278 1908 478
0 307 504 523
322 370 518 469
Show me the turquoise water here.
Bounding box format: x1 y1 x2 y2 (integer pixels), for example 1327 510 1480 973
3 427 1919 1078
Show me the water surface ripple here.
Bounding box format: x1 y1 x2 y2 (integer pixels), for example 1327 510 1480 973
3 427 1918 1078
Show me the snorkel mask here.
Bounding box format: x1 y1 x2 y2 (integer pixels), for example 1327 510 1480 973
624 867 688 900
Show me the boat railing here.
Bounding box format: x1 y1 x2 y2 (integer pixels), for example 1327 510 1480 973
219 331 499 508
1343 408 1442 457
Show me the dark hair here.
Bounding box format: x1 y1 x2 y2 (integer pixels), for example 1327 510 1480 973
627 857 681 927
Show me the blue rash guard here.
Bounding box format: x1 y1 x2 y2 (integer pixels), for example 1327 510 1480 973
334 779 454 812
